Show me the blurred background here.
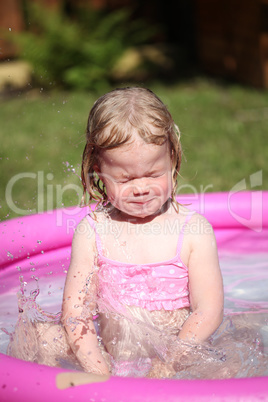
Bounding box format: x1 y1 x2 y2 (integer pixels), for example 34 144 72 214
0 0 267 220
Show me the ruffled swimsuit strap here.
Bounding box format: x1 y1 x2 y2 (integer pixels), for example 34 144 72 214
176 210 195 255
86 214 103 255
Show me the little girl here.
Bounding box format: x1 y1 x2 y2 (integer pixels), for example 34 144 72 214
60 87 224 378
8 87 224 379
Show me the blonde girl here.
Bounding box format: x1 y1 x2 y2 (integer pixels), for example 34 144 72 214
61 87 224 378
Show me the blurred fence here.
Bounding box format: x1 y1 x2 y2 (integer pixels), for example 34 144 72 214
195 0 268 88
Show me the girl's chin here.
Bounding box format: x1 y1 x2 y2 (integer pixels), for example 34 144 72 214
115 202 167 220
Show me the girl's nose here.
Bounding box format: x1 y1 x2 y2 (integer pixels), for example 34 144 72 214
132 179 150 196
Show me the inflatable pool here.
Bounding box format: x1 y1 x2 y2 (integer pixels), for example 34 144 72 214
0 191 268 402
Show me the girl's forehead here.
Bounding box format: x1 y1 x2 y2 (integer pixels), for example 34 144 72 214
99 140 170 168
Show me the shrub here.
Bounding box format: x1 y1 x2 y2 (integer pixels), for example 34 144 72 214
11 2 155 91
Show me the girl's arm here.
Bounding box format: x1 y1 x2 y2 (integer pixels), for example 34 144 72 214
178 214 224 343
61 218 110 375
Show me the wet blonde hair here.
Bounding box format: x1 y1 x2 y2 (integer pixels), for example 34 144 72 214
81 87 182 210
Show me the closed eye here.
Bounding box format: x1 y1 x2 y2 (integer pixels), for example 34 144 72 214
149 172 165 178
113 177 131 184
113 172 165 183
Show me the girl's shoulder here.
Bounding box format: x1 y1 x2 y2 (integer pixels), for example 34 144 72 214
174 207 217 260
76 209 110 238
78 208 107 226
73 214 96 246
171 205 214 238
177 205 212 225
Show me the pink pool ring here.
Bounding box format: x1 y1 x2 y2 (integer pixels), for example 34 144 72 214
0 191 268 402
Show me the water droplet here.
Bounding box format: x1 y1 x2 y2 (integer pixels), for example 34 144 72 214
30 289 39 299
9 28 12 31
37 240 42 244
7 251 13 258
31 275 39 281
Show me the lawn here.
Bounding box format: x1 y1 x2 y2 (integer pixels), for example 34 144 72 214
1 78 267 221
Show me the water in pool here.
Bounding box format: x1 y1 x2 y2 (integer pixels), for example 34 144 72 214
0 251 268 379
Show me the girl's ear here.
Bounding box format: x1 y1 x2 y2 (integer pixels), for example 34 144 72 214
93 164 105 184
93 164 101 176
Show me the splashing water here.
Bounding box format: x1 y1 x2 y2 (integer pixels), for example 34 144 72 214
0 229 268 379
63 161 81 180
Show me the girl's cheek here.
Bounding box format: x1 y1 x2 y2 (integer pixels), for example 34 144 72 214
104 183 116 201
115 183 131 199
107 184 126 202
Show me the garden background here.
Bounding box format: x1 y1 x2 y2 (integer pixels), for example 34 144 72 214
0 0 267 221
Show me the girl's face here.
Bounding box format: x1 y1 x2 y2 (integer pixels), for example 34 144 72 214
95 134 173 220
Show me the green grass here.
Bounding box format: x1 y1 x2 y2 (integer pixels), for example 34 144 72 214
1 78 267 221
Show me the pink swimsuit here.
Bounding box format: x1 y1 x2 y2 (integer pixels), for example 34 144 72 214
86 213 193 312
